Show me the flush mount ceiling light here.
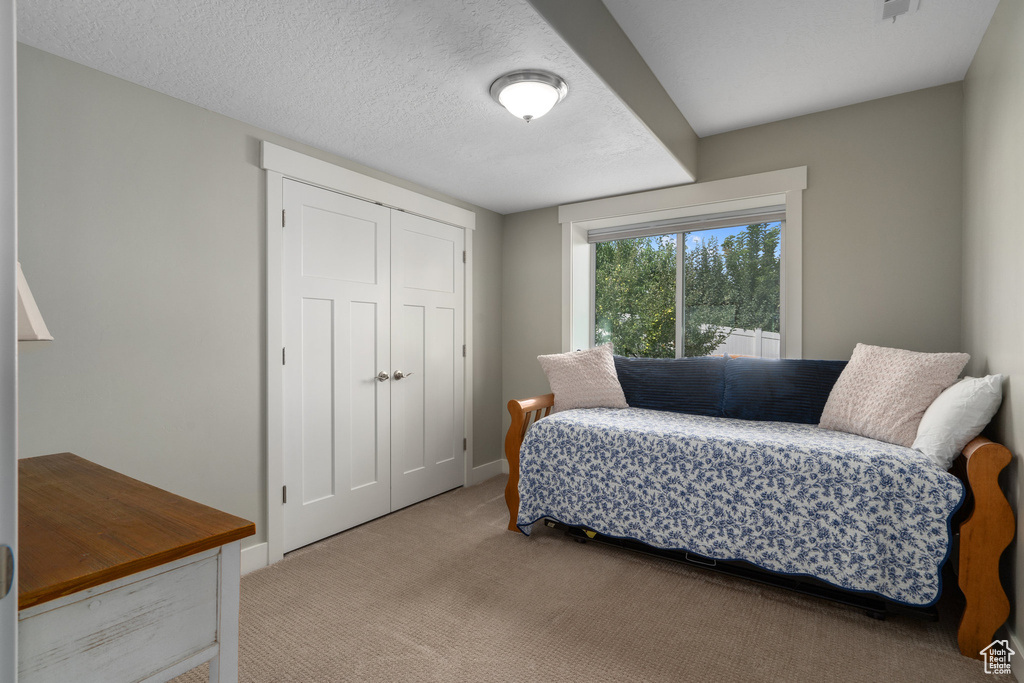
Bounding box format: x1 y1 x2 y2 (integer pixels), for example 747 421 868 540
489 70 568 123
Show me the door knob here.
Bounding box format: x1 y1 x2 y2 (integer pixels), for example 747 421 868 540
0 544 12 600
393 370 414 381
376 371 390 382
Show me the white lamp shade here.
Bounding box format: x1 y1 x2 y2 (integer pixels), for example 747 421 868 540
498 81 561 121
17 262 52 341
490 70 568 122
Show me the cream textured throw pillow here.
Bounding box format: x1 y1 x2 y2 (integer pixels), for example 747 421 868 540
537 344 628 413
819 344 969 448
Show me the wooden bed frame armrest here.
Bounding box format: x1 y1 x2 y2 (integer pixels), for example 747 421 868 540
958 436 1015 660
503 394 554 532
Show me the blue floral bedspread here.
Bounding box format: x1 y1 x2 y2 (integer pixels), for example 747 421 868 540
517 408 964 606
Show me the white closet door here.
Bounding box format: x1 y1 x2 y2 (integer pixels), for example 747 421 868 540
282 179 391 552
390 211 465 511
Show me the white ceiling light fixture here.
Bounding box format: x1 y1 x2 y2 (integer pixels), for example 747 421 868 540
490 70 568 122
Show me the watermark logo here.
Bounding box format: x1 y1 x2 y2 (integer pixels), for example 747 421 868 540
980 640 1015 675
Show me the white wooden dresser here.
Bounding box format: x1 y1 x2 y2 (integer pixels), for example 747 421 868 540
18 453 255 683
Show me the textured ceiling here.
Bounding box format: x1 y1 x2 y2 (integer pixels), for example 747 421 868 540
604 0 1000 137
15 1 1000 213
16 0 690 215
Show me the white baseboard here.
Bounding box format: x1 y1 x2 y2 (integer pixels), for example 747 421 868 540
240 542 269 575
501 459 509 475
467 458 505 486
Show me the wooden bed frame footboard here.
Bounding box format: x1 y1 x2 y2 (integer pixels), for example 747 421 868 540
956 437 1015 659
503 393 1015 660
503 394 554 533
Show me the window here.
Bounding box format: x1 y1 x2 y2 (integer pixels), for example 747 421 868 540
593 215 782 358
558 167 806 358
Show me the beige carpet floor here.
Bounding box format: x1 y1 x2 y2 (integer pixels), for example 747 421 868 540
173 476 1011 682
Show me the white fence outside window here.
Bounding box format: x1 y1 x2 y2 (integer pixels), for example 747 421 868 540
707 326 780 359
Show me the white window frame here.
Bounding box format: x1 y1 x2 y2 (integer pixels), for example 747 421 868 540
559 167 807 358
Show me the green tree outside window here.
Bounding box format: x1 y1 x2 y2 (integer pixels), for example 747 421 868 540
594 223 781 358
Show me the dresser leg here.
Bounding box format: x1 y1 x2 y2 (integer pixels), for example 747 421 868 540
210 541 242 683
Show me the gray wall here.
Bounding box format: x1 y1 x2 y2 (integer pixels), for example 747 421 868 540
500 83 967 411
500 207 562 428
962 0 1024 644
698 83 965 360
16 45 504 548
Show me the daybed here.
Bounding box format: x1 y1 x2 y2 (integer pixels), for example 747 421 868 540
503 347 1013 661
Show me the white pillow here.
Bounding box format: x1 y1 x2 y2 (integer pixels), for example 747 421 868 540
912 374 1004 470
537 344 628 413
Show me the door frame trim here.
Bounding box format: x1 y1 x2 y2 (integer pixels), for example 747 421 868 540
0 2 17 677
262 142 475 565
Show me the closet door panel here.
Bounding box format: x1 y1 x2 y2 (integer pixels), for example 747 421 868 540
299 297 336 503
393 303 426 477
300 207 378 284
347 300 382 489
390 212 465 511
282 180 391 552
401 229 456 293
425 305 457 468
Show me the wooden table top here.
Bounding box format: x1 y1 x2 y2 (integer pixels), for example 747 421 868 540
19 452 255 610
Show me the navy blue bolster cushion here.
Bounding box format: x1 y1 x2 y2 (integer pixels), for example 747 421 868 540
613 355 726 417
723 357 848 424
